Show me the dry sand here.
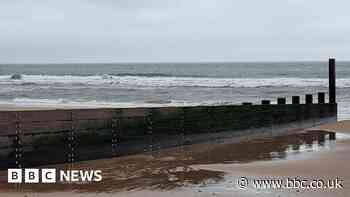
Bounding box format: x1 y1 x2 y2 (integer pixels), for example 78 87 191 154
1 121 350 197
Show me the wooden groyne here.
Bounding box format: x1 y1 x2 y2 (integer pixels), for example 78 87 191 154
0 59 338 170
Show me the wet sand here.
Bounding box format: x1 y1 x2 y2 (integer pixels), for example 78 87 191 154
0 121 349 197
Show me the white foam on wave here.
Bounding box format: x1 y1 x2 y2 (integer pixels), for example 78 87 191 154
1 74 350 88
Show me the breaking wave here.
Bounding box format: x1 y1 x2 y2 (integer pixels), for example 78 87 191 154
1 74 350 88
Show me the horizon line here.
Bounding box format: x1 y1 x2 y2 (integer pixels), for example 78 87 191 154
0 59 348 65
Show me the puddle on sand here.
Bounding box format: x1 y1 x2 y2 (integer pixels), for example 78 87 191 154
0 130 344 193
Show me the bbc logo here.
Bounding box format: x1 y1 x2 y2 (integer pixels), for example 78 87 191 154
8 169 56 183
8 168 102 183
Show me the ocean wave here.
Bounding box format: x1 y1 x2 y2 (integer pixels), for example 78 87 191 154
0 74 349 88
112 73 175 77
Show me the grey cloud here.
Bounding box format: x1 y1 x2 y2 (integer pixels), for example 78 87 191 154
0 0 349 63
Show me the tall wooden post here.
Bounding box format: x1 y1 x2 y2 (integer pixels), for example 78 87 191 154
329 58 336 104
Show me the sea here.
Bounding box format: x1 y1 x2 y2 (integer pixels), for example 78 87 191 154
0 62 349 120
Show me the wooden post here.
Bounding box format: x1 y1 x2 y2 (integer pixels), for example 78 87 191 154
145 110 154 151
14 112 22 169
292 96 300 104
329 58 336 104
318 92 325 104
67 111 76 164
180 108 186 145
277 98 286 104
305 94 313 104
111 118 119 157
261 100 271 105
207 107 213 132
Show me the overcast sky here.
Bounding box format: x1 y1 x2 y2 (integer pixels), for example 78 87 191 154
0 0 349 63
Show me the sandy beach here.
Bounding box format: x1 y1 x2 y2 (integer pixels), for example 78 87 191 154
0 120 349 197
